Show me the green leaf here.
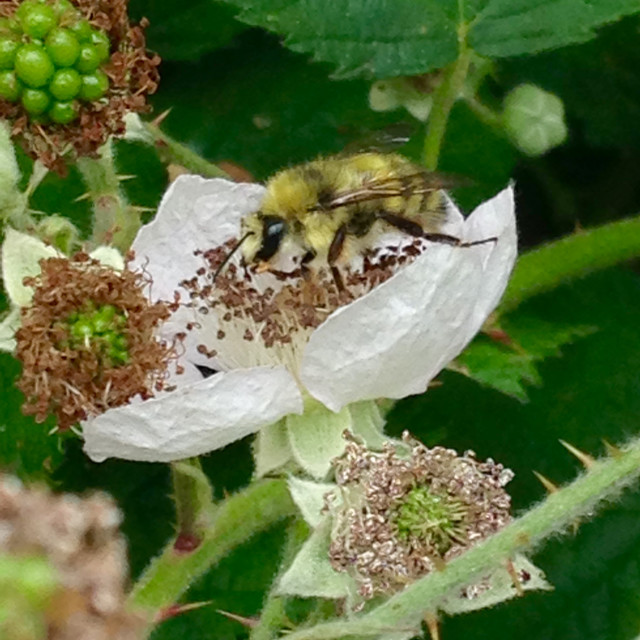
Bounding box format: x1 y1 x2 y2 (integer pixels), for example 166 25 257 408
221 0 640 79
221 0 458 79
469 0 640 59
457 315 596 400
0 353 65 481
129 0 246 61
152 31 399 180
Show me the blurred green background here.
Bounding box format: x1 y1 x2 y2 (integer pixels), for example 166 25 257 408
2 1 640 639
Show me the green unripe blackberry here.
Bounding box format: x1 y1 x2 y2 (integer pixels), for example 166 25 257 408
20 2 57 39
0 70 22 102
22 87 50 115
45 28 80 67
53 0 77 20
0 37 20 70
69 19 93 43
50 68 81 100
90 30 110 63
79 69 109 101
15 1 41 23
49 99 78 124
0 0 115 124
15 43 55 88
75 43 101 73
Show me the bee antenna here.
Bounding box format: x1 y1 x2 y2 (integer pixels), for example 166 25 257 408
212 231 254 282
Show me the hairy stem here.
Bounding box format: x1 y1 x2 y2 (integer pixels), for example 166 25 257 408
78 142 139 252
170 458 214 542
500 214 640 313
129 479 295 616
284 436 640 640
423 28 471 170
143 122 231 179
251 519 310 640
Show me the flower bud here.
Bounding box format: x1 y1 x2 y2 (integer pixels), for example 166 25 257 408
36 213 79 253
503 84 568 156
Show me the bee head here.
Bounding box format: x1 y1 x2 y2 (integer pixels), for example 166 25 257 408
240 212 288 265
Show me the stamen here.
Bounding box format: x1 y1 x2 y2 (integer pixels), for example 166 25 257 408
179 235 433 376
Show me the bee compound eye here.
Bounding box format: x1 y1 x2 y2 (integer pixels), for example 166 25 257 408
256 216 286 261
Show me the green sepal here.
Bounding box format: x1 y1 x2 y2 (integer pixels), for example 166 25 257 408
287 476 338 528
0 306 20 351
1 228 58 307
440 554 551 614
286 401 352 480
349 400 388 449
0 121 23 220
276 518 354 599
254 417 293 478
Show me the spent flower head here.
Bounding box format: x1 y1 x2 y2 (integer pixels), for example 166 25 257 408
327 433 514 599
14 250 175 429
0 474 145 639
0 0 160 172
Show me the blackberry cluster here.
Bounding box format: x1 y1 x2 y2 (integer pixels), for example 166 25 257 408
0 0 111 124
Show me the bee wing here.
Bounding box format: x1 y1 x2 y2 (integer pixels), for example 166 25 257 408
324 172 464 210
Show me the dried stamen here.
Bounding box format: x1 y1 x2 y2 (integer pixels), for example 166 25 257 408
179 236 428 375
327 433 514 600
15 253 175 429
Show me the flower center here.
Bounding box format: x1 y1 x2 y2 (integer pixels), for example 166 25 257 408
392 485 468 554
61 302 130 367
15 255 174 430
180 237 426 375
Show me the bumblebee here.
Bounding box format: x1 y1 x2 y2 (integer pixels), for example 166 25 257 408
220 153 494 284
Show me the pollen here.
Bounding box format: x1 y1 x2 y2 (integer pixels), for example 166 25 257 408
178 236 426 376
15 253 174 430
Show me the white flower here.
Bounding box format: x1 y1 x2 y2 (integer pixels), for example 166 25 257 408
81 175 516 466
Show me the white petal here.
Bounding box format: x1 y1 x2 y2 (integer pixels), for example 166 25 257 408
1 229 58 307
82 366 303 462
130 175 265 301
300 186 517 411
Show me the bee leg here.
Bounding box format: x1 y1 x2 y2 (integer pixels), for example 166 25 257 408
424 231 498 247
378 212 426 238
300 250 315 280
331 266 345 292
460 236 498 247
422 232 461 246
380 213 497 248
328 226 347 292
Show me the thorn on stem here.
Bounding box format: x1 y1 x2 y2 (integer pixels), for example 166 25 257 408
151 108 172 127
424 612 440 640
532 470 559 494
216 609 259 628
602 439 623 458
156 601 211 622
559 439 595 469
